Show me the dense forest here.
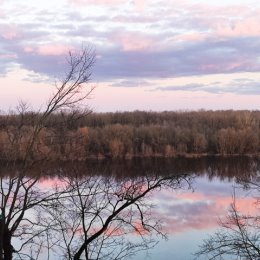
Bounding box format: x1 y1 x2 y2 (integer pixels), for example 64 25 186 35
0 110 259 160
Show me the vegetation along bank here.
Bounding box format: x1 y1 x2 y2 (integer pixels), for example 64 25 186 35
0 110 259 160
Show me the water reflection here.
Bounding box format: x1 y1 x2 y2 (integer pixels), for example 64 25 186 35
0 159 193 260
0 157 259 260
1 156 259 179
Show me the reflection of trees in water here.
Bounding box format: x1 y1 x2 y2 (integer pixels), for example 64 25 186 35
39 173 192 260
196 170 260 260
0 174 49 260
196 199 260 260
0 157 260 260
1 156 259 181
0 167 192 260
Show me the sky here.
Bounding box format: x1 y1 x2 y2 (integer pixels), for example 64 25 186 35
1 0 260 112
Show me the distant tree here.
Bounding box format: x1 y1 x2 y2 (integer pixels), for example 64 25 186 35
193 133 207 153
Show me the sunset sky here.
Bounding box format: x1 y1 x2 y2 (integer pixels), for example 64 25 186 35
1 0 260 112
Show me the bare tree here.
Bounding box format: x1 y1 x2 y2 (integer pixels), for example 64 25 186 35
0 46 95 260
23 47 95 164
37 170 192 260
195 187 260 260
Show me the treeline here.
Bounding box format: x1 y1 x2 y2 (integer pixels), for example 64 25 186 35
0 110 259 160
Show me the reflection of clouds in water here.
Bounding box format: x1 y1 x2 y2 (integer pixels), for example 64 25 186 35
192 176 236 197
18 163 259 241
37 177 62 189
163 207 219 233
152 176 257 234
154 195 220 233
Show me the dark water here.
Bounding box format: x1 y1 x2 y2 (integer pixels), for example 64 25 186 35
2 157 260 260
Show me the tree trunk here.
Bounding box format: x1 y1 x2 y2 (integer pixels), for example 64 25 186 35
3 228 13 260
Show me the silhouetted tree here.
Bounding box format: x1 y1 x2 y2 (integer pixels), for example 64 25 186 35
0 46 95 260
196 185 260 260
37 171 192 260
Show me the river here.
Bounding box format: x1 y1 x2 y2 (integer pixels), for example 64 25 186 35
1 157 259 260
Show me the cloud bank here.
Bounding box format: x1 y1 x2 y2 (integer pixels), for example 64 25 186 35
0 0 259 96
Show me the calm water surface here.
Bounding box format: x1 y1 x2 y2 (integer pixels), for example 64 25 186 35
3 157 260 260
155 158 258 260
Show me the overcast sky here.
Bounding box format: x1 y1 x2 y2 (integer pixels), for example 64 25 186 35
1 0 260 112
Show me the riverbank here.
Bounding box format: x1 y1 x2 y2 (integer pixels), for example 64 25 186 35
0 110 259 161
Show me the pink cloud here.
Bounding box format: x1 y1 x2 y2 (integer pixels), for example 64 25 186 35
37 44 73 56
24 44 73 56
0 25 20 40
221 18 260 37
199 60 248 73
24 46 34 53
175 33 206 43
70 0 122 5
111 33 154 51
132 0 146 12
226 62 245 70
188 3 251 17
112 15 156 24
199 63 220 72
167 3 260 39
2 31 17 40
0 53 17 59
